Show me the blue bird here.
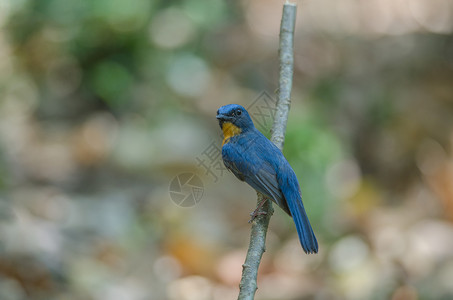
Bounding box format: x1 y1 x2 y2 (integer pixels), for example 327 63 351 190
216 104 318 254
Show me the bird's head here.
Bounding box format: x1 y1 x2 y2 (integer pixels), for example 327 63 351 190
216 104 255 132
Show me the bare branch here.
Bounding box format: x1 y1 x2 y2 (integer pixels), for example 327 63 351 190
272 2 297 151
237 3 297 300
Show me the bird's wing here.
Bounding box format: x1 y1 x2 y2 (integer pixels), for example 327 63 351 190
222 142 290 215
249 162 291 215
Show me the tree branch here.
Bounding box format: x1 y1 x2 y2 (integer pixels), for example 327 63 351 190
237 3 297 300
271 1 297 150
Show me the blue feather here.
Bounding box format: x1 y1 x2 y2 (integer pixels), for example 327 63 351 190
218 104 318 254
278 168 318 254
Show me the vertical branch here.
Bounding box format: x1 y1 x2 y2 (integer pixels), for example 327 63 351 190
237 193 273 300
237 3 297 300
272 2 297 151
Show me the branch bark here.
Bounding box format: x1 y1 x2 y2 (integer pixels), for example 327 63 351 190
237 3 297 300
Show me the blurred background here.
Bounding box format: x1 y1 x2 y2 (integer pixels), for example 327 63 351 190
1 0 453 299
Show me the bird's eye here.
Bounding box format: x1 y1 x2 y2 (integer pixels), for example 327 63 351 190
236 109 242 116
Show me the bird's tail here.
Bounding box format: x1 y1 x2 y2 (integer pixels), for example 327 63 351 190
280 176 318 254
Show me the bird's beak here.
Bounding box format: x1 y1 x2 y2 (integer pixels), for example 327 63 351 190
216 114 232 129
216 114 229 121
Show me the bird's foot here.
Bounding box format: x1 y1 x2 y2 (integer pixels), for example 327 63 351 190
248 211 267 223
248 198 268 223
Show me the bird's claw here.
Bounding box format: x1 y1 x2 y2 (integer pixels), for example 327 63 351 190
248 211 267 223
247 197 268 223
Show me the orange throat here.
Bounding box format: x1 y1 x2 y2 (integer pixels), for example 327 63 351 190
222 122 242 145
